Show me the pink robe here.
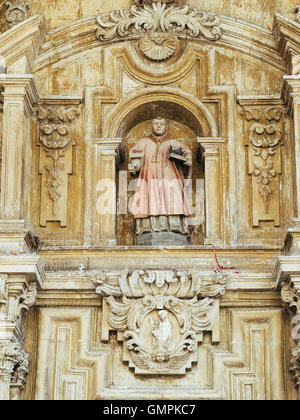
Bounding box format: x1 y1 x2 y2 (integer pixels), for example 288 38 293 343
129 135 192 219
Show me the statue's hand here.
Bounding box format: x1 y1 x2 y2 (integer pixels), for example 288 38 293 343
128 159 141 174
184 154 193 167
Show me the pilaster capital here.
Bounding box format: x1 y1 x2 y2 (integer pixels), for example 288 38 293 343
94 138 125 165
197 137 226 154
0 74 40 116
282 75 300 114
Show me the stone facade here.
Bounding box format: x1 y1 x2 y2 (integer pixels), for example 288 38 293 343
0 0 299 400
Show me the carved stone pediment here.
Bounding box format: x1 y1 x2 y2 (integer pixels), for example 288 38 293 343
95 1 222 61
95 270 227 375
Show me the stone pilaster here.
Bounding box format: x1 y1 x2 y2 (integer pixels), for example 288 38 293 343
92 138 124 246
197 138 226 245
282 76 300 222
0 75 39 221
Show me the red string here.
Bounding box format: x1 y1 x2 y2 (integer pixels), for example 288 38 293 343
207 243 240 274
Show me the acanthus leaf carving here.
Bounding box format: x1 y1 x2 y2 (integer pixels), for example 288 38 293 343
96 2 222 61
0 343 29 396
95 269 227 375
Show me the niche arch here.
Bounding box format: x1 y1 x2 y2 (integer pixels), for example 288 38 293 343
104 88 218 139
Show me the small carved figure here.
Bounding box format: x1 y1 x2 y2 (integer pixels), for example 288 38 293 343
151 310 172 352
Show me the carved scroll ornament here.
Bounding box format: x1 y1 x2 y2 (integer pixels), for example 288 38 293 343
95 269 227 375
96 1 222 61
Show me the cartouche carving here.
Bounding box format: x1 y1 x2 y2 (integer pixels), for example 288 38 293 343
95 269 227 375
96 1 222 61
37 106 80 227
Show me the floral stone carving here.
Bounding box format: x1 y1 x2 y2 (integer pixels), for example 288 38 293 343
96 1 222 61
37 106 80 227
95 270 227 375
241 106 282 226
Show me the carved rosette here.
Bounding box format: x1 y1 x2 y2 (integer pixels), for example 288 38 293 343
241 106 283 226
95 270 227 375
96 1 222 61
37 106 80 227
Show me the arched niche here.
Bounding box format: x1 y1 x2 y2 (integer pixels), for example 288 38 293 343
116 101 207 246
114 100 205 138
104 89 218 139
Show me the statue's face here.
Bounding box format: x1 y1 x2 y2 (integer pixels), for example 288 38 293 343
158 310 167 321
152 119 167 136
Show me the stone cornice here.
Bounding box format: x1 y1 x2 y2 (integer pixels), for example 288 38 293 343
0 256 45 289
0 14 47 71
273 13 300 72
0 74 40 116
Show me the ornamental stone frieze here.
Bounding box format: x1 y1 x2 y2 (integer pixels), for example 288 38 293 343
95 269 227 375
96 0 222 61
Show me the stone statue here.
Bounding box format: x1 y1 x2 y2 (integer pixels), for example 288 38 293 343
151 310 172 353
128 117 192 245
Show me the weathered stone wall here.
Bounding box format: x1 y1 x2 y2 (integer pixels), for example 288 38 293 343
0 0 299 401
27 0 297 31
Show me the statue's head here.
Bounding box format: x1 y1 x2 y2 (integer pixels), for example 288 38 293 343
152 117 168 137
158 310 168 321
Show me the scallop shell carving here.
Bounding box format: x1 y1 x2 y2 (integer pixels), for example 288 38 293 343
139 34 179 61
